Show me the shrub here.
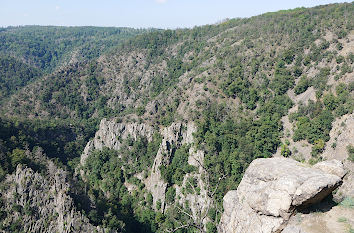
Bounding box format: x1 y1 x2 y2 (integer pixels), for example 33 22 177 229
156 200 161 210
136 106 146 116
271 74 295 95
206 222 217 233
294 76 310 95
165 187 176 204
339 197 354 208
347 145 354 162
281 144 291 157
323 93 338 111
337 217 347 222
336 55 344 64
311 139 325 157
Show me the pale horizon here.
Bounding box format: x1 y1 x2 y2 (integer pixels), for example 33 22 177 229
0 0 352 29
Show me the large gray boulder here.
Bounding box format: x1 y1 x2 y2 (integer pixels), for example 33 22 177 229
218 158 345 233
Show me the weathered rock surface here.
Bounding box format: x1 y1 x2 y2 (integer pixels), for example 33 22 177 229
322 113 354 201
0 163 103 233
282 225 307 233
313 159 346 178
218 158 345 233
80 118 155 166
145 122 184 210
175 140 212 228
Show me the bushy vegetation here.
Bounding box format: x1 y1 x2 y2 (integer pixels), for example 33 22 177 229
347 145 354 162
160 144 196 186
0 116 97 179
81 134 162 232
291 82 354 156
339 197 354 209
221 59 258 109
195 95 293 204
294 76 310 95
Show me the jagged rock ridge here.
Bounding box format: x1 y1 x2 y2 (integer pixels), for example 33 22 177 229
80 118 155 166
0 154 104 233
79 118 214 229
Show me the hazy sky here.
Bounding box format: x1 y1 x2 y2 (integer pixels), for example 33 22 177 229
0 0 351 29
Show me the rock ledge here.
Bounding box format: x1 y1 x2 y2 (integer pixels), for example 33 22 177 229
218 158 345 233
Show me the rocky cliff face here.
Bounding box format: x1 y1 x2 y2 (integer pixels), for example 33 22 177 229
0 156 103 233
218 158 346 233
322 113 354 201
79 118 214 226
79 118 180 210
79 118 208 213
80 118 155 166
145 122 184 210
79 117 352 233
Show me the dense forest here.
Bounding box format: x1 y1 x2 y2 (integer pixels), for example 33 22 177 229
0 26 153 71
0 2 353 233
0 26 153 103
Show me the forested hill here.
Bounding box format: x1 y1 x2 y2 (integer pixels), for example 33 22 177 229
0 26 153 72
0 26 154 100
2 3 353 123
0 2 354 233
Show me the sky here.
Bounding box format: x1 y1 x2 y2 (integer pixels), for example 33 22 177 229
0 0 351 29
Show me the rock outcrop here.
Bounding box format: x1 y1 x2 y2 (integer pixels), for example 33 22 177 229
80 118 201 212
145 122 184 210
313 159 346 178
0 163 103 233
218 158 345 233
176 123 212 227
80 118 155 166
322 113 354 201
